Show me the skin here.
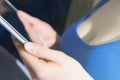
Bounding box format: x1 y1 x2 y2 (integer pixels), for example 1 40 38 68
13 10 93 80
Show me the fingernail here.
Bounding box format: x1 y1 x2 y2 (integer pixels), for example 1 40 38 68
25 42 35 52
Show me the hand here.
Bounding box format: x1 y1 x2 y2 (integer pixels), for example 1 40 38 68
13 39 93 80
17 10 59 48
16 11 93 80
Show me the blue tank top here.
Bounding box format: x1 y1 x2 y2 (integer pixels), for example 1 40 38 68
60 0 120 80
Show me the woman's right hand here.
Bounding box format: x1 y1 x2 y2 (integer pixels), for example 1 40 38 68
17 10 59 49
13 39 93 80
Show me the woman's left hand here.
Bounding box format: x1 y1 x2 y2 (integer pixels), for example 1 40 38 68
17 10 59 48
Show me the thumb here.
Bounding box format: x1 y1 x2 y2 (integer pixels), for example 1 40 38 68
17 10 41 25
17 10 33 23
24 42 68 64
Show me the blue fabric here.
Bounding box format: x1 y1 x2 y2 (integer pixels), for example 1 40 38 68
60 0 120 80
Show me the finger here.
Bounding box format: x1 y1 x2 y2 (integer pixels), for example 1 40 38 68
17 10 47 45
24 42 71 64
17 10 37 24
17 10 43 28
12 37 47 72
17 10 53 32
11 35 24 49
17 10 33 30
